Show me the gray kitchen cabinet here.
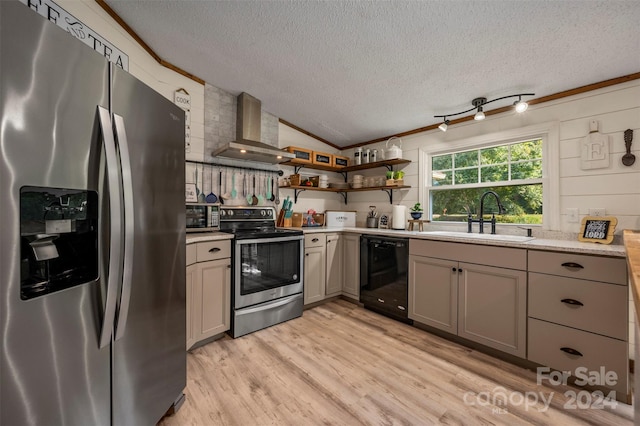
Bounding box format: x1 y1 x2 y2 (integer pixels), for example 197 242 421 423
187 240 231 350
409 239 527 358
457 262 526 357
527 250 628 400
325 233 343 297
186 244 197 350
304 234 326 305
342 233 360 300
186 264 197 349
196 258 231 340
409 255 458 334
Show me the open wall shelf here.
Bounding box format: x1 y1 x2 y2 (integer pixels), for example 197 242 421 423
278 158 411 204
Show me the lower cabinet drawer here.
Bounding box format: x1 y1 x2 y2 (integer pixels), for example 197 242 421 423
196 240 231 262
528 272 627 340
528 318 628 395
304 234 326 248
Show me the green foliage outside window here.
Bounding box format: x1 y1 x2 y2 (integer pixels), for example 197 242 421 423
430 139 543 224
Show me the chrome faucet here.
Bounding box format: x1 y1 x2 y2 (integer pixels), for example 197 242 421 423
467 191 507 234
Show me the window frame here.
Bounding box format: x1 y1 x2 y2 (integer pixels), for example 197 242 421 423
419 122 559 230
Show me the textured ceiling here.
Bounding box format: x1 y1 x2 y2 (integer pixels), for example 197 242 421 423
104 0 640 147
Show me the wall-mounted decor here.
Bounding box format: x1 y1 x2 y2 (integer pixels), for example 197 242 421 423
174 88 191 152
579 120 610 170
19 0 129 70
185 183 197 202
578 216 617 244
622 129 635 166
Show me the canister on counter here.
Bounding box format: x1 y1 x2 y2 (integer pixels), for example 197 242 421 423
355 147 362 165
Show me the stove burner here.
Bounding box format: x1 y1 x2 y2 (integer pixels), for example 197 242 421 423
219 206 302 238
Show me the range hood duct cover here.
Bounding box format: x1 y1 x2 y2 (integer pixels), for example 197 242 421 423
212 92 294 164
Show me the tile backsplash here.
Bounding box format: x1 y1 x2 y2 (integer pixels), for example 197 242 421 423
203 84 279 166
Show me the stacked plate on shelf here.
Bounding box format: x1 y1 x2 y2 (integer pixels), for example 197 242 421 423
351 174 363 189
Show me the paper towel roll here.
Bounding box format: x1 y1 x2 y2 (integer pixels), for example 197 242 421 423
392 205 407 229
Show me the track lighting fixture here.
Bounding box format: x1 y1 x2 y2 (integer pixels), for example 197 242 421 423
473 98 486 121
438 119 450 132
435 93 534 131
514 96 529 113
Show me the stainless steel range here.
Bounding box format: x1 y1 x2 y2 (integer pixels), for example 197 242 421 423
220 206 304 337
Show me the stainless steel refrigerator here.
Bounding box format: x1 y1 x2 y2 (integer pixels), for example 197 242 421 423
1 1 186 424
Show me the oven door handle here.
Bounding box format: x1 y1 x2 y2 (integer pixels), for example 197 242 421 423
236 294 302 315
235 235 303 245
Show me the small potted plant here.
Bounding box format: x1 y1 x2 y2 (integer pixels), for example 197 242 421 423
385 171 395 186
394 170 405 186
410 202 423 219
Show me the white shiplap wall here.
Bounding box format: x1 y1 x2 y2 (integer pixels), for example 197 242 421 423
55 0 206 180
330 80 640 233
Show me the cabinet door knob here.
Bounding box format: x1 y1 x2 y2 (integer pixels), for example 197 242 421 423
458 268 462 273
452 267 457 272
227 264 231 269
561 298 584 307
208 247 221 253
560 347 583 357
561 262 584 269
305 253 309 256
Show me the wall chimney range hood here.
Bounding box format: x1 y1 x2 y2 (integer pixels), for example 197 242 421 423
212 92 294 164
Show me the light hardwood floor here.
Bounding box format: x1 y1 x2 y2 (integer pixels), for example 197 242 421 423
160 299 633 425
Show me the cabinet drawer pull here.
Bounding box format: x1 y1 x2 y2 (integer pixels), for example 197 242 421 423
561 298 584 307
312 238 319 242
377 298 385 303
561 262 584 269
560 347 583 357
208 247 221 253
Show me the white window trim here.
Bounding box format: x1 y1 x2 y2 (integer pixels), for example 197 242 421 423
421 121 560 230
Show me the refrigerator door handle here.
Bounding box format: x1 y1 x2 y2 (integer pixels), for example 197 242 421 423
113 114 135 341
97 106 123 348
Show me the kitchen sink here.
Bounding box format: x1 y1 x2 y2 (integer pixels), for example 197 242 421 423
420 231 535 243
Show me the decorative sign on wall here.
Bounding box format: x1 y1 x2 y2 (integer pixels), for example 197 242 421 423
19 0 129 70
185 183 197 202
578 216 617 244
174 88 191 152
579 120 610 170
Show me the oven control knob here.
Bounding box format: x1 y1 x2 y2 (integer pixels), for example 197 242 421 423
266 210 272 216
260 210 266 216
227 210 234 216
220 210 226 216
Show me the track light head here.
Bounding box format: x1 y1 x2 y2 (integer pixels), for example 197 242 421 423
472 97 486 120
514 98 529 113
439 119 450 132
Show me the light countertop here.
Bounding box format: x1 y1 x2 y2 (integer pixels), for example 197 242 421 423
185 227 627 258
301 227 627 258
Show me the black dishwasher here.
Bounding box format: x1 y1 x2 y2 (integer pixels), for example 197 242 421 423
360 235 412 324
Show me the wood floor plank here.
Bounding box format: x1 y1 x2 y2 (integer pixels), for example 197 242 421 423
159 300 633 425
